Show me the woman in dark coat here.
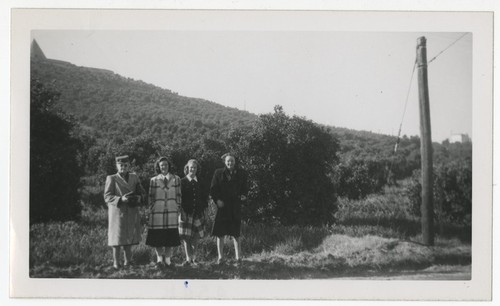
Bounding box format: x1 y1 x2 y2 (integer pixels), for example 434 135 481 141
210 153 248 265
179 159 209 266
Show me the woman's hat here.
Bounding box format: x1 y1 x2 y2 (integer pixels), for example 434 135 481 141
115 155 130 163
221 152 236 160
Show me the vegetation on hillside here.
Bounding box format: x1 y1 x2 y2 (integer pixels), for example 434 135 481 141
31 59 257 147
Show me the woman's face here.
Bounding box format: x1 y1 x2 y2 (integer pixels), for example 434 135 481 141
187 163 197 176
159 161 169 174
116 162 129 174
225 156 235 170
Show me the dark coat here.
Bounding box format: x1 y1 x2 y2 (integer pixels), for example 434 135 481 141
210 167 248 222
180 176 208 217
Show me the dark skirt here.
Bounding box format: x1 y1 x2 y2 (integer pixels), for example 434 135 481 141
145 229 181 247
211 219 241 238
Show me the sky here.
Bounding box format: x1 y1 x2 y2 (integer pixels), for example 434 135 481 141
32 30 472 142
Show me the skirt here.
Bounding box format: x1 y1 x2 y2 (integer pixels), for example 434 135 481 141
145 229 181 247
179 214 205 240
211 219 241 238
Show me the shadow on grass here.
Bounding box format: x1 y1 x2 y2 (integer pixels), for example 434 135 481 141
338 217 471 243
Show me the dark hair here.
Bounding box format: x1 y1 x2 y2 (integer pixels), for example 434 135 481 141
155 156 172 174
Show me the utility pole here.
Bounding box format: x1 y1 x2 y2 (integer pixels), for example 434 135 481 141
416 36 434 246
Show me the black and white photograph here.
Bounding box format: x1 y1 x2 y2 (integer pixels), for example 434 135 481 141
8 7 493 301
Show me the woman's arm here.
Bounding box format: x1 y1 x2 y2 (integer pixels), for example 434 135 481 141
209 170 221 202
135 175 146 206
148 178 156 209
104 175 121 206
176 176 182 210
239 170 249 201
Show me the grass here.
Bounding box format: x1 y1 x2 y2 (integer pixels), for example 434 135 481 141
29 181 471 279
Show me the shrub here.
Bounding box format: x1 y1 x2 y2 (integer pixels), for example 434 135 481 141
406 161 472 225
30 77 84 223
333 158 388 200
233 106 340 226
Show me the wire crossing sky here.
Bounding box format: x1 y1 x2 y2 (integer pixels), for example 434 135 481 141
32 31 472 142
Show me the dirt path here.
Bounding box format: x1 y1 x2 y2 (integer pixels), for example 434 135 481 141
30 262 471 280
335 265 471 280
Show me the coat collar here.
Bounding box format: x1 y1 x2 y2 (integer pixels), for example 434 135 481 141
114 172 133 191
186 175 198 182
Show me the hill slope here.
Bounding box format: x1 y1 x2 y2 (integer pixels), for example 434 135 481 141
31 57 258 146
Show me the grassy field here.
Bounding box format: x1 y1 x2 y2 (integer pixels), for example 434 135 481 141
29 181 471 279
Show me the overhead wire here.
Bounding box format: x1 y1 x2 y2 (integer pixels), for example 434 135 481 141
394 33 469 153
394 58 417 153
428 33 469 64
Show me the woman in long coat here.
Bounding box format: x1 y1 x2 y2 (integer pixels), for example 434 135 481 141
104 155 145 269
210 153 248 265
145 157 184 267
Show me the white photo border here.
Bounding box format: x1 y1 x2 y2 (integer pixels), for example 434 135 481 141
10 8 493 300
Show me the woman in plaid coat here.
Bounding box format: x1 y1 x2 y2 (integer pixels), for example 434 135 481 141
145 157 184 267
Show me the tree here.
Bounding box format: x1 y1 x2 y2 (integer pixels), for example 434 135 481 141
235 106 340 226
30 77 83 223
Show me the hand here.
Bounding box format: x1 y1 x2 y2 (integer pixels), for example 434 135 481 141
240 195 247 201
216 199 225 208
121 195 130 203
180 209 186 221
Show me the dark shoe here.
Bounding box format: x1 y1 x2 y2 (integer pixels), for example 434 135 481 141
112 263 121 270
216 258 225 265
154 262 164 269
182 260 191 267
234 258 242 267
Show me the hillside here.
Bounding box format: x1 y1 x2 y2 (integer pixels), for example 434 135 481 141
31 56 258 147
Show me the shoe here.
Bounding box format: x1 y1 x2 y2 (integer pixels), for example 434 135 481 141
123 261 133 268
112 263 121 270
164 258 174 268
182 260 191 267
154 262 164 269
234 258 242 267
216 258 225 265
191 260 199 267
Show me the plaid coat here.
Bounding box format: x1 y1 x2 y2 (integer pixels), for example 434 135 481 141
147 173 182 230
104 172 145 246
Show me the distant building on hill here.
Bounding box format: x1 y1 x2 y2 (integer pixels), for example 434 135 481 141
448 133 471 143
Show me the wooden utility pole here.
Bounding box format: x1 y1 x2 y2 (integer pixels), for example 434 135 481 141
416 36 434 246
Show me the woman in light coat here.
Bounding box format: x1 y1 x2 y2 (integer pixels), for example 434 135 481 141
145 156 185 267
104 155 145 269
